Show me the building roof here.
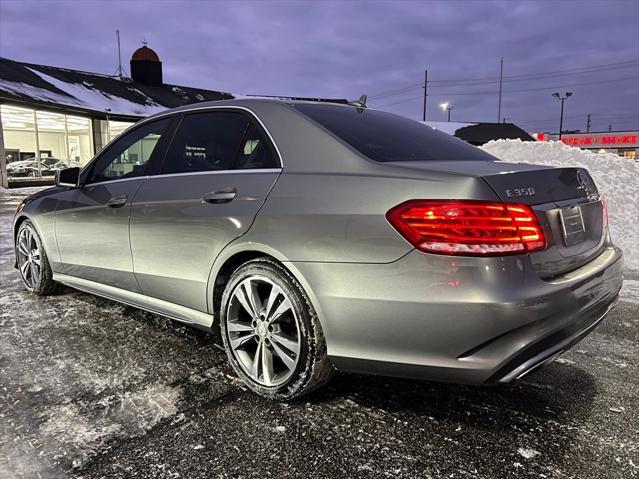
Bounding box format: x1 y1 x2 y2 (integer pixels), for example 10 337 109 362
425 120 534 144
0 57 233 120
424 121 477 135
454 122 535 144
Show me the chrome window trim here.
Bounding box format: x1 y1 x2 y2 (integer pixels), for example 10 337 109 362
149 168 282 180
84 168 283 187
82 104 284 187
84 176 148 187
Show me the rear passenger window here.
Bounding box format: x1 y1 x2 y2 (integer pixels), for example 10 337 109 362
162 112 248 174
235 124 278 169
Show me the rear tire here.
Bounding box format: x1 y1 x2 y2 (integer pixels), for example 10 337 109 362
220 258 334 400
15 220 59 295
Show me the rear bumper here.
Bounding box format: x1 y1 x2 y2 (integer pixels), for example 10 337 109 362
488 293 617 383
289 245 623 385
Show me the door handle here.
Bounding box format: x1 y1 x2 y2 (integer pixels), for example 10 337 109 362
203 188 237 204
107 195 127 208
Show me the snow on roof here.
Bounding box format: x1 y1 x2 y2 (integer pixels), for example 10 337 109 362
0 57 233 119
423 121 476 135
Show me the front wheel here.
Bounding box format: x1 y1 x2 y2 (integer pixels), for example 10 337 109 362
15 220 59 295
220 258 334 400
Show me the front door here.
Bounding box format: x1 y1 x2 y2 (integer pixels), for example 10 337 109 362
54 118 172 291
130 110 281 312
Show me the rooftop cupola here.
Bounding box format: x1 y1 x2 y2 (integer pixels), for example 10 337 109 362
130 44 162 85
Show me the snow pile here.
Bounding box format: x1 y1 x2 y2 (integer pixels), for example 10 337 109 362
481 139 638 272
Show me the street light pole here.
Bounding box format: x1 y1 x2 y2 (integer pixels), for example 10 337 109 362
552 92 573 139
440 102 454 122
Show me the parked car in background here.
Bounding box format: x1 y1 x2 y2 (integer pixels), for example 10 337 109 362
12 99 623 400
41 157 69 176
7 157 68 177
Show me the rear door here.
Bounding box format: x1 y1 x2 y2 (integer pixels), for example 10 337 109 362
54 118 172 291
129 109 281 312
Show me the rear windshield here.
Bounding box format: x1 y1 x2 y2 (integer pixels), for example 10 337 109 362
292 103 494 163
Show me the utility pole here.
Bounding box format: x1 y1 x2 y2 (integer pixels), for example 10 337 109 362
497 57 504 123
422 70 428 122
586 113 591 133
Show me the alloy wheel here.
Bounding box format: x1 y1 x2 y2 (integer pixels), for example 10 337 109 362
16 226 42 290
226 275 301 387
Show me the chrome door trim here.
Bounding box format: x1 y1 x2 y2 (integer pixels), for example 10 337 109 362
149 168 282 180
53 273 214 329
84 169 282 187
83 176 149 187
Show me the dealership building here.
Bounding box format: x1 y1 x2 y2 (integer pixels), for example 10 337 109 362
0 46 232 187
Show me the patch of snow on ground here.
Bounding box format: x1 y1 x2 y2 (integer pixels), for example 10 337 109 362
620 280 639 304
517 447 541 459
481 139 639 272
36 384 181 468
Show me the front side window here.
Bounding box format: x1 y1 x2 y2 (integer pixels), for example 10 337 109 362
161 112 249 174
292 103 495 163
87 118 170 183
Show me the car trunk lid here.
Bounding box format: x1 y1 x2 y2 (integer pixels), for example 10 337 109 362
385 160 606 278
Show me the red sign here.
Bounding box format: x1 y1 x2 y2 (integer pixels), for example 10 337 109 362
534 133 638 146
561 135 638 146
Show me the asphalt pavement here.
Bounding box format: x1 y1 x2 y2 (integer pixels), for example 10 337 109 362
1 188 637 479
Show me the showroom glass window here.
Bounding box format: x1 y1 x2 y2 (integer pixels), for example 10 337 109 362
87 118 170 183
98 120 135 148
1 104 94 181
161 111 278 174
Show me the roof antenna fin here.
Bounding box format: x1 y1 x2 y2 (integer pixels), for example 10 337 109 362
349 94 368 111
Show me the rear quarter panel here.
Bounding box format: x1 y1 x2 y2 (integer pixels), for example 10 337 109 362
244 170 500 263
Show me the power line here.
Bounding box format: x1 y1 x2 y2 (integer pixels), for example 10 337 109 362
369 60 639 99
430 61 639 85
373 75 639 108
516 114 639 124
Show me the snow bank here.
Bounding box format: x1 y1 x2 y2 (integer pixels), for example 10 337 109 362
481 139 638 272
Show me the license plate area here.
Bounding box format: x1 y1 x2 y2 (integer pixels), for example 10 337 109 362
559 205 586 246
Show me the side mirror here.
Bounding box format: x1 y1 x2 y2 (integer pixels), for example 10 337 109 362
55 167 81 188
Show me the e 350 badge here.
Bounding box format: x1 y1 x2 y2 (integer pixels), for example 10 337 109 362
505 187 536 198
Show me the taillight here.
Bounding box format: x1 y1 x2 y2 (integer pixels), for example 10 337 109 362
601 195 609 227
386 200 546 256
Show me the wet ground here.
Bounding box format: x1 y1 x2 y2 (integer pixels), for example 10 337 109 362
1 188 637 479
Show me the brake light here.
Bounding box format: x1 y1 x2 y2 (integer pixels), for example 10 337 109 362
386 200 546 256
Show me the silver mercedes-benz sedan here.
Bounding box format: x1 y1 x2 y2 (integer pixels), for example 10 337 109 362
12 99 623 400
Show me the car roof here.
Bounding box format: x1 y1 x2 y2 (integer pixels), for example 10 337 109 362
143 97 361 121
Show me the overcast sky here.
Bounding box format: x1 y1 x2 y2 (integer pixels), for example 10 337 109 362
1 0 638 133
